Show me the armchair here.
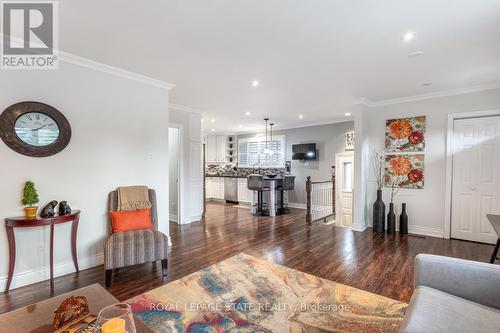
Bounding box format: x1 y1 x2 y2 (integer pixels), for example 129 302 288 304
104 189 169 287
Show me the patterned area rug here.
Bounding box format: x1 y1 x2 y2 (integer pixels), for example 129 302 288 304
127 253 407 332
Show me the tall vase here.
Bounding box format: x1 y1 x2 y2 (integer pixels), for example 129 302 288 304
373 189 385 233
387 203 396 234
399 203 408 235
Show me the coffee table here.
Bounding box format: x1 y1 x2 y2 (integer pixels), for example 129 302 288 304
0 284 153 333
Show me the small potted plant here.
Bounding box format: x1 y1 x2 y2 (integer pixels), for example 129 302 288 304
22 181 39 219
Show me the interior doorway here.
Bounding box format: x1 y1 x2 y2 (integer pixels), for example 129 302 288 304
336 151 354 228
168 127 181 223
450 116 500 244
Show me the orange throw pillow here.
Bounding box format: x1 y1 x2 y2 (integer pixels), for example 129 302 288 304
109 208 153 233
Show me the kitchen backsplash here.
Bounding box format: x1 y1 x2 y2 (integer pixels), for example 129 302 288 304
206 164 289 177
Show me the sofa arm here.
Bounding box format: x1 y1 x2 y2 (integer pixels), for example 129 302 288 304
415 254 500 309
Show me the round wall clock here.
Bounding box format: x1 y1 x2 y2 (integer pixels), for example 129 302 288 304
0 101 71 157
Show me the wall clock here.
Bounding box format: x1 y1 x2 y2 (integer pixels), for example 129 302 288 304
0 101 71 157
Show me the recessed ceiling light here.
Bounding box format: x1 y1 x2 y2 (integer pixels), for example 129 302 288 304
211 128 215 132
422 82 432 86
200 119 204 123
344 112 352 117
245 112 251 116
238 124 243 128
408 51 424 58
251 80 259 87
401 31 416 42
211 118 215 123
298 114 304 119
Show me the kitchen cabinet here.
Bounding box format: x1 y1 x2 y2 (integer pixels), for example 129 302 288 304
206 136 218 163
216 136 227 162
237 178 253 203
205 177 224 200
205 135 228 163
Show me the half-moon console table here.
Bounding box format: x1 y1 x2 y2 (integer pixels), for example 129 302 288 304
4 210 80 292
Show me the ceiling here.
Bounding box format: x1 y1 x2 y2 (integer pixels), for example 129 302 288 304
60 0 500 133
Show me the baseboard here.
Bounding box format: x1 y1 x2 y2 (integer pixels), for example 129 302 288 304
169 213 178 223
0 253 104 291
351 224 368 232
188 214 203 223
408 225 444 238
288 202 306 210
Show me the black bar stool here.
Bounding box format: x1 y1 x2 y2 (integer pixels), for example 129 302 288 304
277 175 295 214
247 175 270 215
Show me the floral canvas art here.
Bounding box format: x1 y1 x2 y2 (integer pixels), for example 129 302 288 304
385 116 425 152
385 154 424 189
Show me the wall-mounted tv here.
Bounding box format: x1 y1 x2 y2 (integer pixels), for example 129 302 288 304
292 143 317 160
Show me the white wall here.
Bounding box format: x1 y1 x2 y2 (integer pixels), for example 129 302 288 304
168 127 180 222
169 109 203 224
360 88 500 237
0 60 171 290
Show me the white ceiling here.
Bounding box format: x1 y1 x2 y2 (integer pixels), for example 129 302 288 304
60 0 500 133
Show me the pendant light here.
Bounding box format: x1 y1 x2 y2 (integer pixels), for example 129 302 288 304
269 122 275 155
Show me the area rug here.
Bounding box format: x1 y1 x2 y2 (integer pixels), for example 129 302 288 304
127 253 407 332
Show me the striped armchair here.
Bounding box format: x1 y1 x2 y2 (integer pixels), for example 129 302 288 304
105 189 169 287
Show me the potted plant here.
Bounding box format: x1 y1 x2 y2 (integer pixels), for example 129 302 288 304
22 181 39 219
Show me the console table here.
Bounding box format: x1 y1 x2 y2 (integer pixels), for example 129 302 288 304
4 210 80 292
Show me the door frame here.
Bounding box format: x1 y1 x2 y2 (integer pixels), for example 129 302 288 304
169 124 184 224
444 110 500 239
335 151 354 227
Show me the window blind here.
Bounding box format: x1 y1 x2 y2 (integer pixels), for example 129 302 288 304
238 135 286 167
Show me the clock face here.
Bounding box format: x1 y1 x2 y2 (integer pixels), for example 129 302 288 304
14 112 60 146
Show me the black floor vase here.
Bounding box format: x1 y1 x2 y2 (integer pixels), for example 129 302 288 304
373 190 385 233
399 203 408 235
387 203 396 234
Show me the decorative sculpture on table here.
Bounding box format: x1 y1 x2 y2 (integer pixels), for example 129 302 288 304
53 295 94 332
59 201 72 215
40 200 58 218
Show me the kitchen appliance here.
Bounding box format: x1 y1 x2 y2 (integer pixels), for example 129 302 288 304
224 177 238 203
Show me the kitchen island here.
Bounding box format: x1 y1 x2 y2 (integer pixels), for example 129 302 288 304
205 174 293 216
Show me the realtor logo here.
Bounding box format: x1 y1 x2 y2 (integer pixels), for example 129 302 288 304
1 1 58 69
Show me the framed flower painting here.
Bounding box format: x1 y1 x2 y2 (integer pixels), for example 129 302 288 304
384 154 424 189
385 116 425 152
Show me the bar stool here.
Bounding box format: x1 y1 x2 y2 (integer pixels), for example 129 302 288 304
247 175 270 215
487 214 500 264
277 175 295 214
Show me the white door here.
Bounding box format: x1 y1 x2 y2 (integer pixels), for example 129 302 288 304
336 152 354 227
451 116 500 244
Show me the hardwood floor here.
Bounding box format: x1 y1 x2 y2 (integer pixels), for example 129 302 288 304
0 202 494 314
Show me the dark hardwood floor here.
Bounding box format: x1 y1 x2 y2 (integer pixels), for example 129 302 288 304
0 202 494 314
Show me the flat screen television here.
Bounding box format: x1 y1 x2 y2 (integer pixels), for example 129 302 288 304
292 143 317 160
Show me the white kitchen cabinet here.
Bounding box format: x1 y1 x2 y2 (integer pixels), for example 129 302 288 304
206 177 225 200
237 178 253 203
206 136 217 163
205 135 228 163
213 177 225 199
216 136 227 162
205 177 214 199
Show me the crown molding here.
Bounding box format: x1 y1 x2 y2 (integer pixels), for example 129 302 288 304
357 81 500 108
169 103 204 114
235 118 354 135
60 52 176 90
0 34 175 90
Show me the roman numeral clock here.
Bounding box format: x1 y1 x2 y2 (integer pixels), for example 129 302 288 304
0 102 71 157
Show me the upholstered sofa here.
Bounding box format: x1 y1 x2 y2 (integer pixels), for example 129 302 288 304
400 254 500 332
